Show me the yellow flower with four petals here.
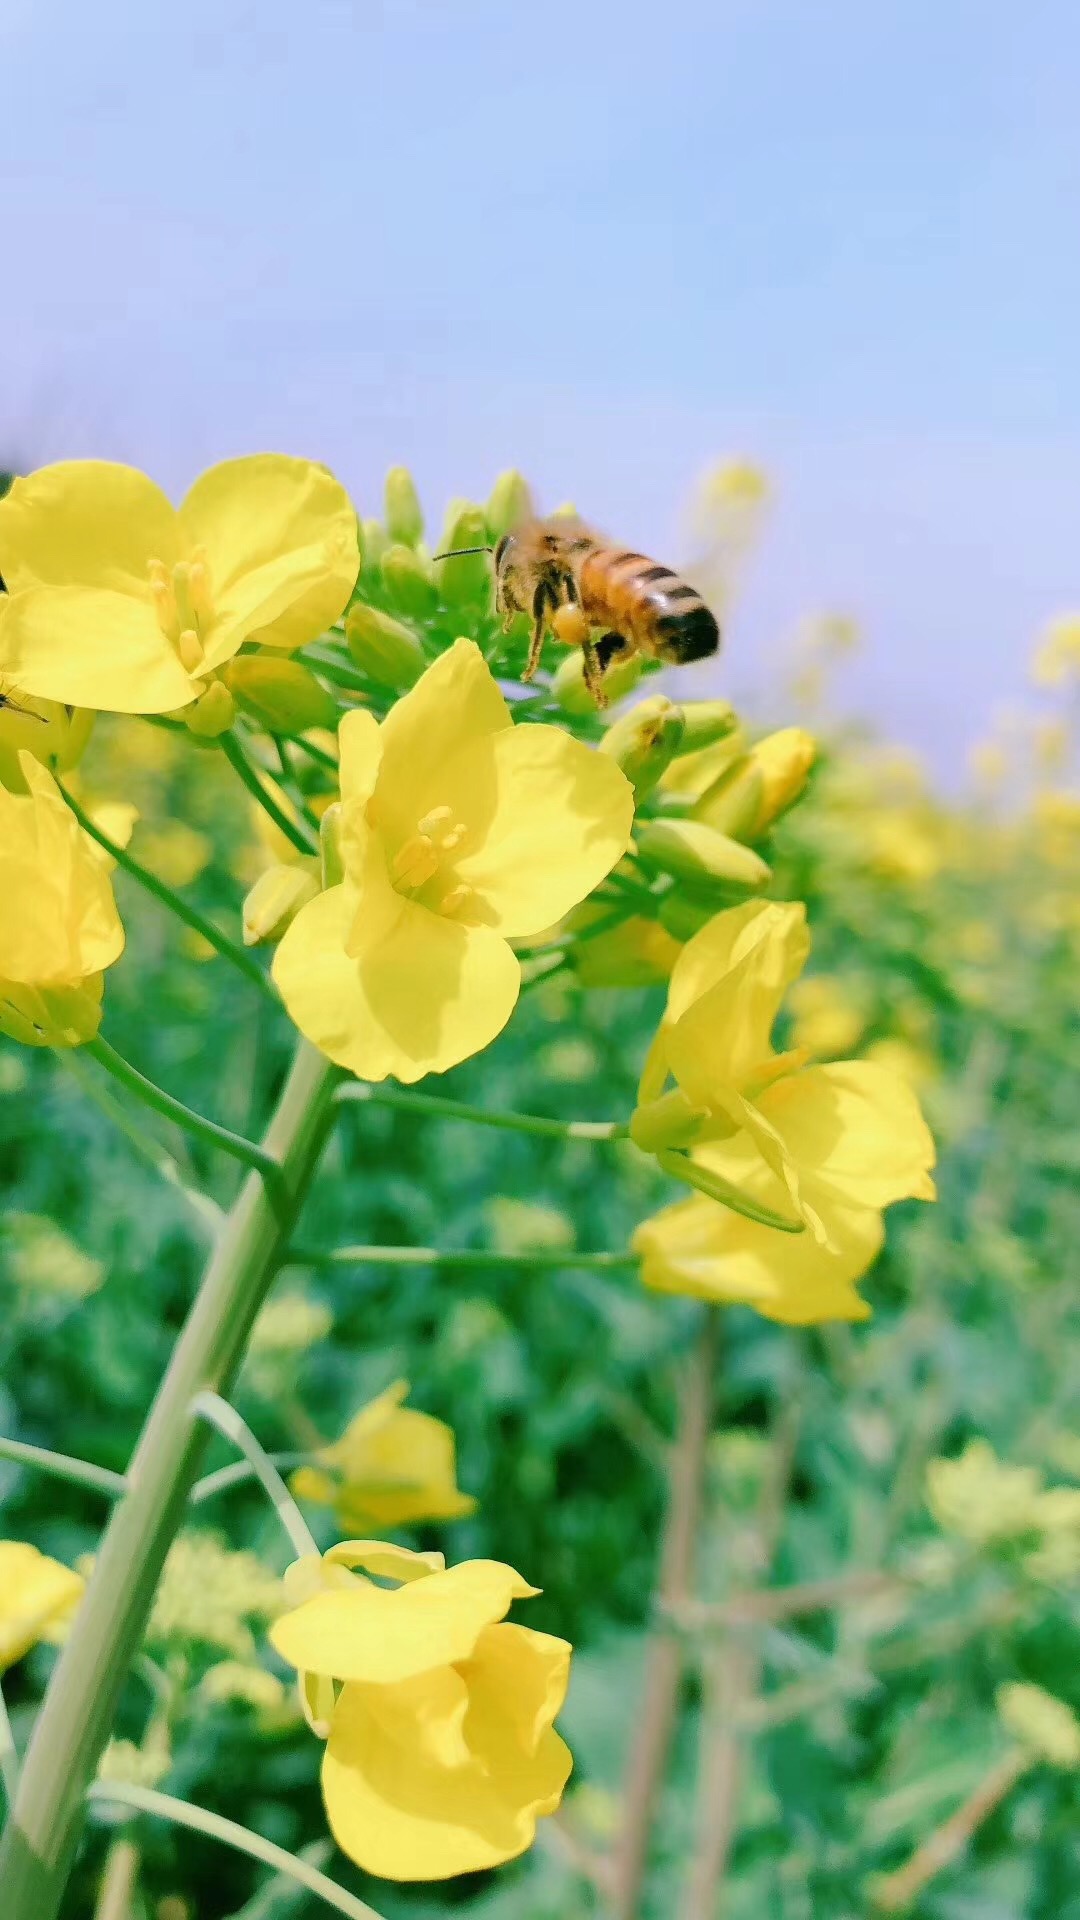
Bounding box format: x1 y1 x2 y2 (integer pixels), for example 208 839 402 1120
290 1379 477 1532
0 1541 85 1671
273 639 634 1081
0 456 359 715
269 1540 572 1881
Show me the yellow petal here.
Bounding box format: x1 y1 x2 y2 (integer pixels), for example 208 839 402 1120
0 1540 84 1671
270 1559 537 1684
462 1623 572 1758
272 882 520 1083
0 587 195 713
0 760 124 986
755 1061 938 1218
666 901 809 1025
180 455 359 666
337 707 384 810
323 1538 445 1584
373 639 512 849
0 461 180 595
446 723 634 937
321 1667 570 1880
325 1404 477 1528
0 976 105 1049
634 1139 883 1326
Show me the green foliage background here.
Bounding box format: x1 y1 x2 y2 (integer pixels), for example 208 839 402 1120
2 525 1080 1920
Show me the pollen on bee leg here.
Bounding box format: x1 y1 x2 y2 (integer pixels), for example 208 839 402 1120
553 604 590 649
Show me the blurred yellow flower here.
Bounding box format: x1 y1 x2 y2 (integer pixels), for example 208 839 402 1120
273 640 634 1081
134 819 213 890
0 1541 84 1670
0 455 359 714
786 973 867 1060
998 1684 1080 1769
291 1380 476 1531
568 905 683 988
0 688 94 792
1031 614 1080 688
0 754 125 1047
631 900 936 1251
269 1539 572 1881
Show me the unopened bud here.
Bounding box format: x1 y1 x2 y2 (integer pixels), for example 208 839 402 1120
384 467 424 547
552 647 642 715
184 680 236 739
360 518 388 569
242 862 320 946
381 543 439 618
434 505 492 607
599 695 685 799
485 469 534 541
676 700 739 753
637 818 771 892
747 727 816 831
222 657 338 733
319 803 344 889
693 758 765 840
345 603 427 690
629 1087 708 1154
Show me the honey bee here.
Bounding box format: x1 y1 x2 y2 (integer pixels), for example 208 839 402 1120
437 516 720 704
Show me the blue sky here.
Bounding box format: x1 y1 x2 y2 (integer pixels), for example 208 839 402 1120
5 0 1079 775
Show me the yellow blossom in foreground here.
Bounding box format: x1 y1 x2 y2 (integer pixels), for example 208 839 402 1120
274 640 634 1081
0 754 125 1046
0 455 359 714
0 1541 84 1670
0 688 94 792
269 1539 572 1881
631 900 935 1252
291 1380 476 1531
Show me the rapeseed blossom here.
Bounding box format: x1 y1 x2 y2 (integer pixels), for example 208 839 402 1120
273 639 634 1080
290 1379 476 1531
0 456 359 715
0 1541 84 1670
269 1540 572 1880
631 900 935 1252
0 754 125 1047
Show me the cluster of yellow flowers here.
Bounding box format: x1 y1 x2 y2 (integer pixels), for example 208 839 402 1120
0 451 942 1888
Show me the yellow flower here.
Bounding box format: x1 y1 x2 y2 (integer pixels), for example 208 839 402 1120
634 1134 884 1324
0 1541 84 1670
273 640 634 1081
1031 614 1080 688
631 901 935 1250
269 1540 572 1881
787 973 867 1060
0 688 94 792
0 754 125 1046
291 1380 476 1531
0 456 359 715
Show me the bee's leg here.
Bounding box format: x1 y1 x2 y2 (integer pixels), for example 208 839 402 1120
589 631 634 707
523 582 552 682
581 636 608 707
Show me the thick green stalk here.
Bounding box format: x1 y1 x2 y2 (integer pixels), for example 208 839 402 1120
0 1042 337 1920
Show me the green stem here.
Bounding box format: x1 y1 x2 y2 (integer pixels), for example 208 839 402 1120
0 1678 18 1808
300 646 377 696
85 1036 285 1197
338 1081 628 1142
0 1042 338 1920
189 1452 310 1507
219 732 319 856
86 1782 382 1920
191 1393 317 1558
288 732 340 772
0 1436 127 1501
288 1243 638 1273
56 781 275 1002
656 1149 806 1233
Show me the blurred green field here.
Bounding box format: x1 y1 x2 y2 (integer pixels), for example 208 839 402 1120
3 481 1080 1920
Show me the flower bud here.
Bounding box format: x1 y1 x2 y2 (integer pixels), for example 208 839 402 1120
676 700 740 753
319 803 344 889
345 603 427 690
0 697 95 793
242 861 320 946
485 469 534 541
434 505 492 608
222 657 339 733
747 728 816 832
552 647 642 715
598 696 685 799
184 680 237 739
380 543 439 618
360 518 389 569
629 1087 708 1154
693 758 765 840
657 889 722 941
384 468 424 547
637 818 771 892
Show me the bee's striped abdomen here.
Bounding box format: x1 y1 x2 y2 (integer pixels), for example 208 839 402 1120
579 548 719 666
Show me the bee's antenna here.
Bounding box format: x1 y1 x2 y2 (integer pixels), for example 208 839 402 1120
431 545 494 560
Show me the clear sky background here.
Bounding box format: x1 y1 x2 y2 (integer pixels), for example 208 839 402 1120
5 0 1079 777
